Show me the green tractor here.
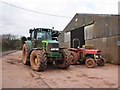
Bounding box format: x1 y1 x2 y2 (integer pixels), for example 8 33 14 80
22 28 71 71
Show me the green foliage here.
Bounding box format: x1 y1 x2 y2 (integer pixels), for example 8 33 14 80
1 34 22 51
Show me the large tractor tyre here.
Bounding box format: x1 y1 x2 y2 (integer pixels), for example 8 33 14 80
22 44 30 65
85 58 96 68
97 58 106 66
70 51 79 65
30 50 47 71
55 49 71 69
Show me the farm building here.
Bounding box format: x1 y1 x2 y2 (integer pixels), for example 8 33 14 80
58 13 120 65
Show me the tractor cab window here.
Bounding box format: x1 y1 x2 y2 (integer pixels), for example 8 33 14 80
37 32 44 40
31 31 37 39
37 31 52 40
31 31 35 39
46 31 52 40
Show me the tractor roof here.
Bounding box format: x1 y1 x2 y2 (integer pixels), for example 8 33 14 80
29 28 61 37
29 28 52 32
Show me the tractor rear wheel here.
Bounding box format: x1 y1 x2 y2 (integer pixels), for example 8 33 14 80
55 49 71 69
97 58 106 66
22 44 30 65
70 51 79 65
85 58 96 68
30 50 47 71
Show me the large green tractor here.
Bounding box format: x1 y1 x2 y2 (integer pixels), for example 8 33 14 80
22 28 71 71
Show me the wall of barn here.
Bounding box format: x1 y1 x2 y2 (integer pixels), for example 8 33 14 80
85 15 119 64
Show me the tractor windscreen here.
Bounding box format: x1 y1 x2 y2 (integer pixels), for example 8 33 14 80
37 31 52 40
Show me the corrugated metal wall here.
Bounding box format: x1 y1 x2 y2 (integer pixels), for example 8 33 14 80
58 31 64 48
84 15 119 40
84 24 94 40
64 32 71 48
92 15 118 38
58 31 71 48
93 15 107 38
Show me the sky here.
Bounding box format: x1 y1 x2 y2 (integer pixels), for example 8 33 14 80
1 0 120 37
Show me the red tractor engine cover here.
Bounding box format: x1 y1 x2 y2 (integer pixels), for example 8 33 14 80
84 49 99 54
78 48 101 55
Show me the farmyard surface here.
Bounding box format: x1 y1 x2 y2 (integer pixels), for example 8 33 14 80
2 51 118 88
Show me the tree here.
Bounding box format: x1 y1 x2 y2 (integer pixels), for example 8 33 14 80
2 34 22 51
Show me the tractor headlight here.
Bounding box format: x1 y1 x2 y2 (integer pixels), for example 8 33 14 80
51 48 59 51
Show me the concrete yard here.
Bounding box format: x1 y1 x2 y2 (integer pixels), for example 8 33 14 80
2 51 119 88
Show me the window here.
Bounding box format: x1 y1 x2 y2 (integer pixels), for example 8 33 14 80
36 31 52 40
31 31 34 39
37 32 44 40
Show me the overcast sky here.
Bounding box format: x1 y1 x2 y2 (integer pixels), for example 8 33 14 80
1 0 119 37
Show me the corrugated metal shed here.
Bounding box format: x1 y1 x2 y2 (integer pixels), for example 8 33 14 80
59 13 120 64
64 13 119 37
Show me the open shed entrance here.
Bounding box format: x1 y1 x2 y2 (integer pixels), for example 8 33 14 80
71 27 85 48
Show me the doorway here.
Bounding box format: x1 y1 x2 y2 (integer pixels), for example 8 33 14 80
71 27 85 48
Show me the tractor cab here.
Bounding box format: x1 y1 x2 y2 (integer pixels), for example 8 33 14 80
29 28 52 40
29 28 59 52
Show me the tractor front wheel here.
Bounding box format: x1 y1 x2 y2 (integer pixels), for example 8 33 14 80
55 49 71 69
85 58 96 68
22 44 30 65
97 58 106 66
30 50 47 71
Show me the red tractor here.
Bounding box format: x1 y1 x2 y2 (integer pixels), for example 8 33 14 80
69 46 106 68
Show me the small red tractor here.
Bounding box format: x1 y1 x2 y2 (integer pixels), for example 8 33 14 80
69 45 106 68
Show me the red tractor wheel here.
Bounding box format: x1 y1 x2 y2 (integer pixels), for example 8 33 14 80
22 44 30 65
85 58 96 68
70 51 79 65
97 58 106 66
30 50 47 71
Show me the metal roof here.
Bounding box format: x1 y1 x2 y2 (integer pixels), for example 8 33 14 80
63 13 119 32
